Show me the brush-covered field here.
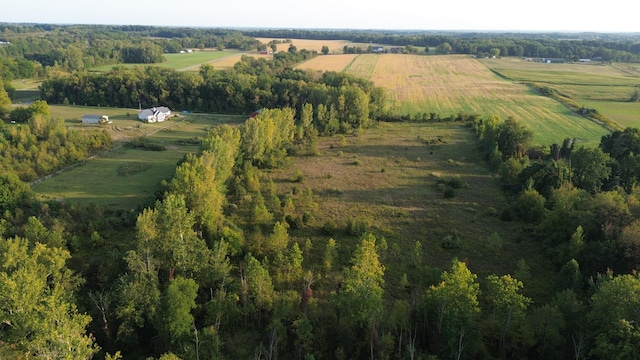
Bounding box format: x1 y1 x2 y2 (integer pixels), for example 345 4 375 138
267 121 555 298
254 38 350 53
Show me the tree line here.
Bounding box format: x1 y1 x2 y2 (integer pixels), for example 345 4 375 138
39 51 385 127
244 29 640 62
0 24 261 79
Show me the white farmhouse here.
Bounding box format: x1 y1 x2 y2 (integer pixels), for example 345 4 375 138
138 106 171 123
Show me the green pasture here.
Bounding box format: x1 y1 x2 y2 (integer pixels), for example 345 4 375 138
32 146 190 210
582 100 640 129
396 95 609 148
32 107 245 209
482 58 640 131
89 50 239 72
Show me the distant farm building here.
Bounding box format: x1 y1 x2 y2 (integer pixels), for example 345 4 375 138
372 46 384 53
82 114 111 124
542 58 565 64
139 107 171 123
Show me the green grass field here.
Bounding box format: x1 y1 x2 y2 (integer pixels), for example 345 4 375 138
32 146 191 209
32 108 245 209
481 58 640 129
89 50 240 72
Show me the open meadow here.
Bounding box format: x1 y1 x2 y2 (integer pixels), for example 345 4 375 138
482 58 640 128
268 121 555 299
89 50 240 72
32 108 245 209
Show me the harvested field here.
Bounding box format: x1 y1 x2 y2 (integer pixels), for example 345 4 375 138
295 54 359 72
341 54 610 146
254 38 350 53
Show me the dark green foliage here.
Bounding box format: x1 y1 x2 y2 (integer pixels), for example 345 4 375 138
440 232 462 249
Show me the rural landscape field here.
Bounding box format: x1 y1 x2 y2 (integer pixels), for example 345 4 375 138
3 25 640 360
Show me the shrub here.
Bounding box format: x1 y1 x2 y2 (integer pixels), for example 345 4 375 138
441 233 462 249
443 187 456 198
347 217 368 237
322 219 336 236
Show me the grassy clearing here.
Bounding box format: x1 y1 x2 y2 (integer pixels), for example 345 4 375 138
269 121 554 300
343 54 609 147
32 107 245 209
89 50 239 72
582 100 640 128
32 146 189 210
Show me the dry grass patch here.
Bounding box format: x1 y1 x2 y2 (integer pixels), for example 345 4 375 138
254 38 350 53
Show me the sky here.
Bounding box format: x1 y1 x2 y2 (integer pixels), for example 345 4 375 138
1 0 639 33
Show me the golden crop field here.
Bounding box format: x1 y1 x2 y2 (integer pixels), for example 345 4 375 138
336 54 610 146
254 38 350 53
295 54 359 72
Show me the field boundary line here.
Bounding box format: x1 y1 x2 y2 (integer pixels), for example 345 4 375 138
342 54 361 72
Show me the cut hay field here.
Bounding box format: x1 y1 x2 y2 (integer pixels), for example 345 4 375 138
295 54 359 72
89 50 239 72
341 54 609 146
268 121 554 299
482 58 640 128
254 38 350 53
33 107 245 209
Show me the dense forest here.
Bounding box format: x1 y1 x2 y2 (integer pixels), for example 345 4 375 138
3 23 640 360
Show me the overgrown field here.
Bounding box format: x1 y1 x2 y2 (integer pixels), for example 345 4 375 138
482 58 640 128
267 121 555 300
337 54 609 146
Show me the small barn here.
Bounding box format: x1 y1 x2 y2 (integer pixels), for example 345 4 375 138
138 106 171 123
82 114 110 124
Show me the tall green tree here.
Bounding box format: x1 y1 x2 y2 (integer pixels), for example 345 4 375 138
0 237 99 359
425 259 481 360
485 274 531 352
588 272 640 359
570 146 611 193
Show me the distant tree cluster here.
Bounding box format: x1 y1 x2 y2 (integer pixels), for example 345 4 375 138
0 100 112 182
0 24 260 78
40 53 385 131
245 28 640 62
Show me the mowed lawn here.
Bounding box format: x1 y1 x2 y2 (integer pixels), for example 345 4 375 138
482 58 640 128
341 54 610 146
32 146 191 210
89 50 239 72
32 110 243 209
